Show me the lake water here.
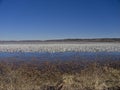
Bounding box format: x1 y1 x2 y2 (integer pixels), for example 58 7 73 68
0 51 120 62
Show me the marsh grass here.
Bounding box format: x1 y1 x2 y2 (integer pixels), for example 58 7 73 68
0 59 119 90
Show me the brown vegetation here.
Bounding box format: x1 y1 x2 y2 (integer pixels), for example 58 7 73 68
0 59 120 90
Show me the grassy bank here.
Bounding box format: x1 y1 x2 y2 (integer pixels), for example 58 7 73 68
0 60 120 90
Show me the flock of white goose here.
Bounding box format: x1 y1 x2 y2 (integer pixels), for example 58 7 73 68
0 43 120 53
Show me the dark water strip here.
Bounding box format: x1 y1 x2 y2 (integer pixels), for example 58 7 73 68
0 52 120 62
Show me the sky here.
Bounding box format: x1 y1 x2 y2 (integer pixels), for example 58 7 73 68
0 0 120 40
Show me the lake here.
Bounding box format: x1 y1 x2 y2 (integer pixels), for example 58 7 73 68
0 43 120 62
0 51 120 62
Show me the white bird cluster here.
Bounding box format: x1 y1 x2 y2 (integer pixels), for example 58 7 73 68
0 43 120 53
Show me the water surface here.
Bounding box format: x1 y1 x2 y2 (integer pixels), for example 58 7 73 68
0 51 120 62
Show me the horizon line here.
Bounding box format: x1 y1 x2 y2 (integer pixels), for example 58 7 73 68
0 38 120 41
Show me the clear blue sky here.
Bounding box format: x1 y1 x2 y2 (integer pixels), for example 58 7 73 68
0 0 120 40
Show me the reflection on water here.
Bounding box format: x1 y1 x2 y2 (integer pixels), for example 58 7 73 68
0 51 120 61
